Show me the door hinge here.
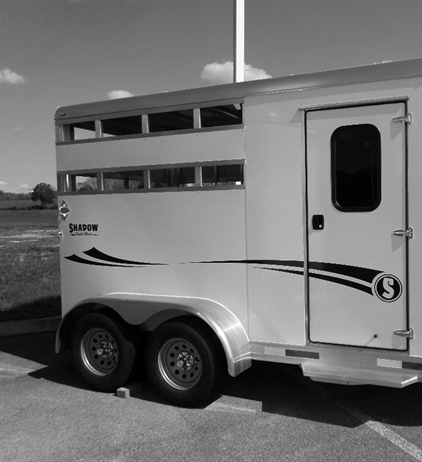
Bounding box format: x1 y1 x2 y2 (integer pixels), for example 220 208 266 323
392 113 412 125
394 328 414 339
393 227 413 239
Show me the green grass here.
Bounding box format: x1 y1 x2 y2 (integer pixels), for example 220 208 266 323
0 207 58 226
0 199 36 209
0 205 61 322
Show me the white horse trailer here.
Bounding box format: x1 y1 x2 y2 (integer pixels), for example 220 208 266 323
55 59 422 406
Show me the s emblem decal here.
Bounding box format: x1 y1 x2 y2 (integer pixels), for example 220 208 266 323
374 274 403 303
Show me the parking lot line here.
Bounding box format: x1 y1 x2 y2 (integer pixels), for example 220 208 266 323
291 370 422 461
0 365 36 379
206 398 260 414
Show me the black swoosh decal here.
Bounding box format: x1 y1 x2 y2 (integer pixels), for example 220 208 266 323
259 265 373 295
64 250 381 296
309 271 373 295
84 247 163 266
193 259 304 268
309 261 382 284
257 267 304 276
65 254 134 267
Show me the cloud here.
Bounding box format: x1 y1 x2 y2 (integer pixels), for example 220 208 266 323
0 182 31 193
107 90 134 100
200 61 272 85
0 68 26 84
16 185 31 193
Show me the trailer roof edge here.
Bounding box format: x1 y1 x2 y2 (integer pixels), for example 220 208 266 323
55 58 422 121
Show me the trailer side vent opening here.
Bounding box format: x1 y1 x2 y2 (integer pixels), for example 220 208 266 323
58 102 243 143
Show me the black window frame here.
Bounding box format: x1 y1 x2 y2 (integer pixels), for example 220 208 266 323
331 123 382 212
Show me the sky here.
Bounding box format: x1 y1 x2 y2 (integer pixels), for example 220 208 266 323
1 0 422 194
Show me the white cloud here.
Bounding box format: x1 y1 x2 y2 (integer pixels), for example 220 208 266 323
0 68 26 84
200 61 272 85
14 184 31 193
107 90 135 100
0 182 31 193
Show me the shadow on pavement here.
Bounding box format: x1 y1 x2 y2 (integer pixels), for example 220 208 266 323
220 360 422 428
0 331 91 391
0 331 57 365
3 332 422 428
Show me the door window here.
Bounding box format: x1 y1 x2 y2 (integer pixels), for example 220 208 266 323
331 124 381 212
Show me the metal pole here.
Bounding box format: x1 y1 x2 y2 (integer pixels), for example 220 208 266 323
234 0 245 82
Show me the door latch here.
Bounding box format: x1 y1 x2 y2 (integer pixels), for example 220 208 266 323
394 328 413 339
392 114 412 125
393 227 413 239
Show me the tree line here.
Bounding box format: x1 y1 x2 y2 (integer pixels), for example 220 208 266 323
0 190 31 201
0 183 57 207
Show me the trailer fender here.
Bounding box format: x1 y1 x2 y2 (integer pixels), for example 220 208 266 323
58 293 252 377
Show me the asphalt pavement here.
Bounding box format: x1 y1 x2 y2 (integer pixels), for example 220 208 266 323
0 316 60 337
2 332 422 462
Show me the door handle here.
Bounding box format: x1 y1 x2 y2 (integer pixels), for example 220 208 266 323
312 215 324 230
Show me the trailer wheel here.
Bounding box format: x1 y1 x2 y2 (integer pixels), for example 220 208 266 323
146 320 223 407
72 312 137 392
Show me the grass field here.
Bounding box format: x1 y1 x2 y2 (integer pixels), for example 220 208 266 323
0 206 61 322
0 199 36 209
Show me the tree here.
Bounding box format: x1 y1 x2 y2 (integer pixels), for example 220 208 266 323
31 183 56 207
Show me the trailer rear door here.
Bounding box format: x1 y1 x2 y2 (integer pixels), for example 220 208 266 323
306 102 408 350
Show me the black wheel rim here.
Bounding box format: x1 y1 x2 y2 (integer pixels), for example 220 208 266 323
158 338 202 390
80 328 118 376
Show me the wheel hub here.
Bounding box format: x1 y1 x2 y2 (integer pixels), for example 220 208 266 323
176 351 195 371
96 340 114 359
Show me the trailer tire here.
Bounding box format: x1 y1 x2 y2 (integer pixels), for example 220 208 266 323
72 312 137 392
145 320 223 407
